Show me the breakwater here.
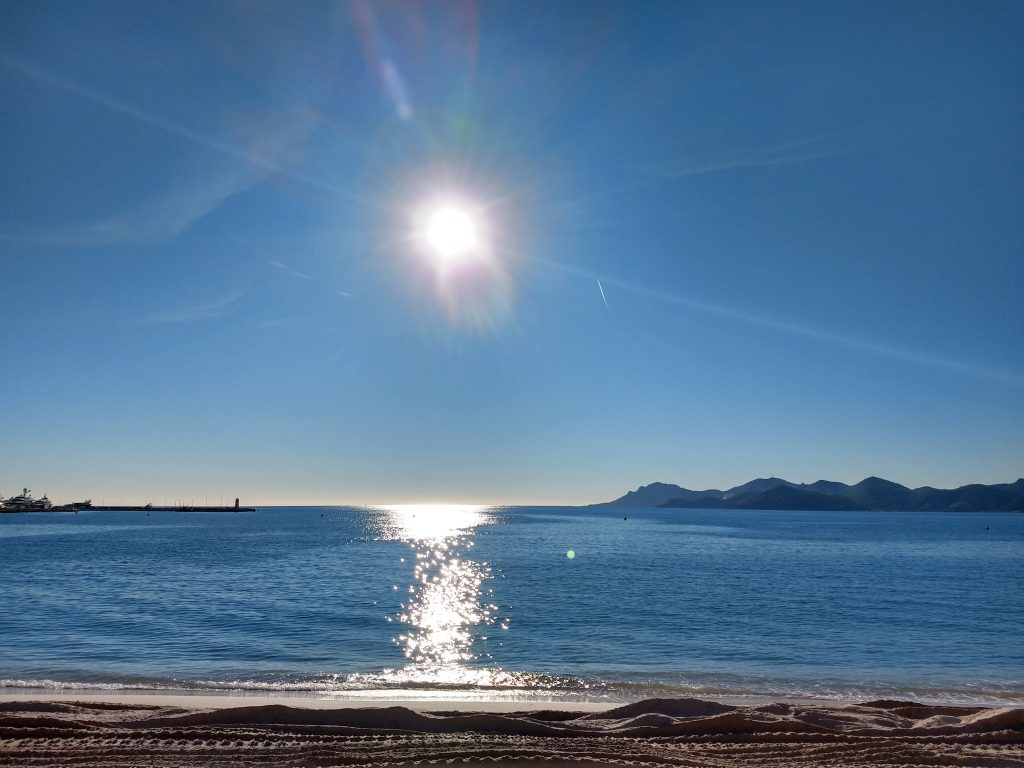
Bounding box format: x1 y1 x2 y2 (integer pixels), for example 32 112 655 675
1 504 255 513
63 505 256 512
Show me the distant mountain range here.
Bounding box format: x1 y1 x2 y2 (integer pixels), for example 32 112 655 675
595 476 1024 512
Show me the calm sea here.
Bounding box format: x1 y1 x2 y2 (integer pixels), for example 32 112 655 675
1 505 1021 704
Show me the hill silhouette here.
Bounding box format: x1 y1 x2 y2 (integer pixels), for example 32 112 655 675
595 477 1024 512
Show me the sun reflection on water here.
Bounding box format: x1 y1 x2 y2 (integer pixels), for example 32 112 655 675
381 504 490 542
375 504 503 684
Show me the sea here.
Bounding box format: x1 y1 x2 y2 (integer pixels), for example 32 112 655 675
1 505 1021 705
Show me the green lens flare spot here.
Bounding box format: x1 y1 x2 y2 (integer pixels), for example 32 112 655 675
566 550 576 559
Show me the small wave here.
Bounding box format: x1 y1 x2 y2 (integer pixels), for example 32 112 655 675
0 678 183 692
3 670 1022 707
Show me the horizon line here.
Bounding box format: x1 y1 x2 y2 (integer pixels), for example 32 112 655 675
7 472 1022 510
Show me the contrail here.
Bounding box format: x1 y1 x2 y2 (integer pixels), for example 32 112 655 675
597 279 610 311
0 54 381 208
543 258 1024 388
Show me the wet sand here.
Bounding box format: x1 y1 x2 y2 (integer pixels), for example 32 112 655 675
2 695 1022 767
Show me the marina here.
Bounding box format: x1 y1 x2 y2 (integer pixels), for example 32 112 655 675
0 489 254 513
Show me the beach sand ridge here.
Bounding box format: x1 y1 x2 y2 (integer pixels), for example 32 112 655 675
1 696 1022 767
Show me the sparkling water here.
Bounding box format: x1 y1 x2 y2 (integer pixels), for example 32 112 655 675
1 505 1021 704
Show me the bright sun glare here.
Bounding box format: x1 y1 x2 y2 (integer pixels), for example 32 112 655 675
410 193 513 332
425 206 478 259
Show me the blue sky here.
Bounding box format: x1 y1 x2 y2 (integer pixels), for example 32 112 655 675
2 0 1021 505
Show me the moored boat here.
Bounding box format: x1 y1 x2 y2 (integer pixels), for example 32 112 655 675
1 488 52 512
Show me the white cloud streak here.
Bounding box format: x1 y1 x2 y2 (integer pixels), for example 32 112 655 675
546 258 1024 389
544 135 859 225
644 135 855 180
0 55 330 192
12 169 264 246
270 260 312 280
0 54 379 246
141 289 246 326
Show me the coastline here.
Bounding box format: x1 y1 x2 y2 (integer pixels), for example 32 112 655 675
4 508 1021 765
7 678 1024 710
5 680 1024 707
0 686 869 713
0 689 618 714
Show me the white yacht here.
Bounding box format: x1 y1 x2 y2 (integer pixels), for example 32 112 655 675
1 488 53 511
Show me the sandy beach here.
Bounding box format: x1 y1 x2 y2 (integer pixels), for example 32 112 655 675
2 694 1022 767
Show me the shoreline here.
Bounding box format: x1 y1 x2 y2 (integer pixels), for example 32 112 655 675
0 689 617 713
3 686 1021 712
0 687 839 713
4 682 1023 709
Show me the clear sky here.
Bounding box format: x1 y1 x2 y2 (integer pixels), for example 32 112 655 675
2 0 1021 505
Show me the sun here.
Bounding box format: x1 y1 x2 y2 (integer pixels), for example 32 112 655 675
406 191 514 331
423 205 480 261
